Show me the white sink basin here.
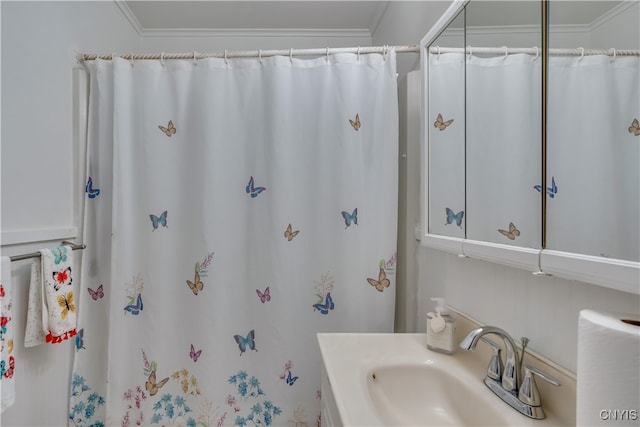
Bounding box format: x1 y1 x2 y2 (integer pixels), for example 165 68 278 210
366 363 510 426
317 332 573 427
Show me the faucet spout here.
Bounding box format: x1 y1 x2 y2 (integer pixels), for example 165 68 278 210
460 326 521 392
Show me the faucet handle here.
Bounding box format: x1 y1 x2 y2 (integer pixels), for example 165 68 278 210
480 337 503 381
518 365 561 406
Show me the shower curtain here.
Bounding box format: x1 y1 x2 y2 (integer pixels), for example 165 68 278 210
71 52 398 426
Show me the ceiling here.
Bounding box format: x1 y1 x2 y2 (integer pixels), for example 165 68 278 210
123 1 390 35
123 1 625 35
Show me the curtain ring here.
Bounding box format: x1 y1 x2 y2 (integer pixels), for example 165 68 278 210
193 51 198 64
533 46 539 61
577 47 585 61
258 49 262 63
610 47 616 63
160 52 165 67
437 45 441 58
224 50 228 64
130 53 134 67
326 47 330 62
502 45 508 60
289 48 293 63
467 45 472 61
357 46 361 61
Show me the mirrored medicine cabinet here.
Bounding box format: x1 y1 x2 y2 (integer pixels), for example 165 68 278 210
420 0 640 294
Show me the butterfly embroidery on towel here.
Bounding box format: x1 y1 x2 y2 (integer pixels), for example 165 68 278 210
1 356 15 379
124 294 143 315
534 176 558 198
52 267 72 291
58 291 75 320
349 114 361 131
149 211 168 231
498 222 521 240
445 208 464 228
341 208 358 228
51 246 68 264
367 268 391 292
159 120 176 137
629 118 640 136
284 224 300 241
85 176 100 199
245 176 266 198
87 284 104 301
189 344 202 362
313 293 334 315
286 370 299 386
75 328 85 350
256 287 271 303
434 114 454 131
186 271 204 295
145 368 170 396
234 330 257 356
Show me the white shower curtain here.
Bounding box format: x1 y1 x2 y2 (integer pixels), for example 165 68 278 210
71 53 398 426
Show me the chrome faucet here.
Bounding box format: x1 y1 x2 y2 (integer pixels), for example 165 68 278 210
460 326 560 420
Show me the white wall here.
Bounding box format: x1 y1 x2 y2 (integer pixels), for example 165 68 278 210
2 2 139 425
375 0 640 375
0 2 370 426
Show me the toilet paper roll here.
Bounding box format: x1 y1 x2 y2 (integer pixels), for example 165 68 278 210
577 309 640 426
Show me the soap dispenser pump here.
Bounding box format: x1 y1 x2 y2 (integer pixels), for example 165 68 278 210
426 297 456 354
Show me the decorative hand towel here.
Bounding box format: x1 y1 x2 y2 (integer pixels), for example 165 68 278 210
24 246 77 346
1 256 16 413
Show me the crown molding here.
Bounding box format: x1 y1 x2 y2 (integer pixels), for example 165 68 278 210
115 0 144 36
114 0 372 39
138 28 372 39
588 0 637 31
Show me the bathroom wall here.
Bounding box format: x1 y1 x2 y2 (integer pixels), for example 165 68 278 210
2 2 139 425
373 0 640 374
0 2 370 425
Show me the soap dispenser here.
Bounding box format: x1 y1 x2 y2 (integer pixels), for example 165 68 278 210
426 297 456 354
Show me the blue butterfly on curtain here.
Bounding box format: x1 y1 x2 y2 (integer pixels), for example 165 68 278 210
75 328 85 350
445 208 464 227
313 293 334 315
149 211 168 231
286 371 299 386
246 176 266 198
534 176 558 198
341 208 358 229
85 176 100 199
234 330 258 355
124 294 143 315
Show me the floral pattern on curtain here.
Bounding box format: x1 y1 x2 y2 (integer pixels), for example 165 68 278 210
70 52 398 427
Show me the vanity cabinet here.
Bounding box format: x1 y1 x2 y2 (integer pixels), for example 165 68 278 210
320 365 342 427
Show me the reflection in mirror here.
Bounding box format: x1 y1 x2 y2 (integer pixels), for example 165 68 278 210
427 11 466 238
547 1 639 262
463 1 542 249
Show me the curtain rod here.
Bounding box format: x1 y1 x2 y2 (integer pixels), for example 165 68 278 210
429 46 640 57
78 45 419 62
9 241 86 262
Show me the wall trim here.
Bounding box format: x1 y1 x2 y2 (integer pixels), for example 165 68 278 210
1 227 78 246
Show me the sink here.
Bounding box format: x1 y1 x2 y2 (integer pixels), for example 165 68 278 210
366 364 510 426
317 331 574 427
